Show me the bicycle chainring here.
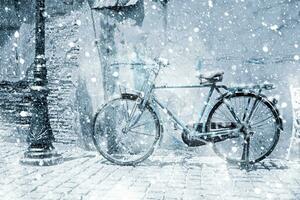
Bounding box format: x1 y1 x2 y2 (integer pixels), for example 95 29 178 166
181 130 207 147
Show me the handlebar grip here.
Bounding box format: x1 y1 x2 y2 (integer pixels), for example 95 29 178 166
263 83 275 90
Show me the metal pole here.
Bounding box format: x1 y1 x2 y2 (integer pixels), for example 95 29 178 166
20 0 63 166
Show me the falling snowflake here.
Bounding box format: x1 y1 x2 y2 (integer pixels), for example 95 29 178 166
193 27 199 33
113 72 119 77
262 46 269 52
14 31 20 38
19 58 25 65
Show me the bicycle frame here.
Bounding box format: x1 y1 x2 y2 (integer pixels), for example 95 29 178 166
94 60 281 166
122 61 274 145
153 83 217 133
140 82 242 144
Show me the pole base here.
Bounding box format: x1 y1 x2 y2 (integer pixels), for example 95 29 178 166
20 147 63 166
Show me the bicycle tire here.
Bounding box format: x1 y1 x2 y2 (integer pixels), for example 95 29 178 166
92 93 161 166
205 92 282 164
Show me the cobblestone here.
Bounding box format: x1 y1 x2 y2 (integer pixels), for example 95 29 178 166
0 140 300 200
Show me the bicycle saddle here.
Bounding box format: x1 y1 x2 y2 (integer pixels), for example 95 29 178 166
198 71 224 83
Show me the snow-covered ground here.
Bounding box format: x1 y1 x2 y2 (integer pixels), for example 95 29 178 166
0 139 300 200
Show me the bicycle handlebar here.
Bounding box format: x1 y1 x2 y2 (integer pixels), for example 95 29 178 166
154 57 170 68
262 83 275 90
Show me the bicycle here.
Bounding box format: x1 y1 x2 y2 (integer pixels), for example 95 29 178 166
92 58 283 166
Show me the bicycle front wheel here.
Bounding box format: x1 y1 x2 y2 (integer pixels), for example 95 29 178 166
205 93 282 164
92 94 160 166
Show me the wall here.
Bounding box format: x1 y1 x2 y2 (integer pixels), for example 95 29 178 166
0 1 89 146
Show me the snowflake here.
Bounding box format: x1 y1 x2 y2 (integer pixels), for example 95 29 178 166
14 31 20 38
262 46 269 52
193 27 199 33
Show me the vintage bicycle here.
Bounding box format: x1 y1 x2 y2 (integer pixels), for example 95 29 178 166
92 58 283 166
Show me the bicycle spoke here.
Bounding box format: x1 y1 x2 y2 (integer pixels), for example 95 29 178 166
218 104 236 122
247 140 264 160
250 115 273 127
128 102 139 123
251 136 269 153
128 110 146 128
222 103 238 122
237 97 243 120
128 130 154 137
246 99 261 124
242 97 251 121
213 111 230 122
249 104 269 123
252 124 274 130
118 140 133 154
122 103 129 121
209 94 280 165
210 114 229 122
223 98 242 124
107 138 121 154
125 98 130 117
129 121 151 130
93 97 159 165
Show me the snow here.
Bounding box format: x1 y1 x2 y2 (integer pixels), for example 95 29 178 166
91 77 97 82
208 0 213 8
75 20 82 26
20 111 31 117
19 58 25 65
281 102 288 108
84 51 90 57
68 42 76 48
112 71 119 77
92 0 139 8
193 27 199 33
254 188 262 194
14 31 20 38
262 46 269 53
270 24 279 31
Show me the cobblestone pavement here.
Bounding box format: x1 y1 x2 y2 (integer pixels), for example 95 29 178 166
0 140 300 200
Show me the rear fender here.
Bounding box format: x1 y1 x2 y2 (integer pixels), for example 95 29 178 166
216 91 283 131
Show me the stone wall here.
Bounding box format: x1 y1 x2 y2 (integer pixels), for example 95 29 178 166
45 12 82 144
0 3 91 146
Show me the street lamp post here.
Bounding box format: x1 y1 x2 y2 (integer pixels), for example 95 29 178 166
20 0 63 166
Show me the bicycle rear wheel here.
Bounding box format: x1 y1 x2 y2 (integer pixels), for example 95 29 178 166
205 93 282 164
92 94 160 166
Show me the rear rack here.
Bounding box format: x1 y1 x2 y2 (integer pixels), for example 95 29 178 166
219 83 275 92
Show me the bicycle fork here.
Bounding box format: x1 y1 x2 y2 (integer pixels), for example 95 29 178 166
122 97 148 133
